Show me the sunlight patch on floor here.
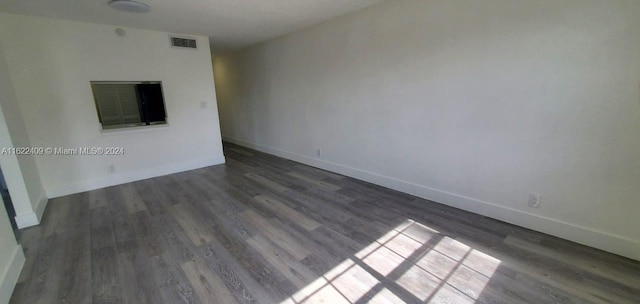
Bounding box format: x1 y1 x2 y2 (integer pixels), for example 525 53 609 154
281 219 502 303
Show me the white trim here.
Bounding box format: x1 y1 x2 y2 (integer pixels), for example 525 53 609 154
46 155 226 199
223 136 640 261
14 193 48 228
100 122 169 134
0 245 25 304
14 213 37 229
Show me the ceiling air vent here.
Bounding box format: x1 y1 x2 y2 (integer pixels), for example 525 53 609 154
170 36 197 49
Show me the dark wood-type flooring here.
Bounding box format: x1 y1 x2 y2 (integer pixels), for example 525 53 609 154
10 142 640 304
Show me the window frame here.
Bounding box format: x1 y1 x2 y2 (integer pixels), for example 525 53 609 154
90 81 169 131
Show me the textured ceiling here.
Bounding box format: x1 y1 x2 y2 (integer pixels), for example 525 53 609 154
0 0 383 50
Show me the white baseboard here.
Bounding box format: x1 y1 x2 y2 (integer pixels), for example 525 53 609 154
14 193 47 228
46 155 226 199
223 136 640 261
0 245 25 304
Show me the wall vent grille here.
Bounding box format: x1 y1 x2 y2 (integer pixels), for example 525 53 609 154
170 36 197 49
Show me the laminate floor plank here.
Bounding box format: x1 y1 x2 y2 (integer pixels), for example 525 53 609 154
206 212 299 300
503 235 640 289
120 183 148 213
131 210 164 257
91 244 123 304
110 213 140 255
234 165 309 192
206 168 267 198
57 227 92 304
171 172 218 202
226 149 296 174
290 163 346 181
153 213 197 263
197 243 266 304
254 194 321 231
40 196 72 237
332 176 413 203
89 188 109 210
239 209 312 261
21 232 69 304
166 174 206 204
57 193 92 304
170 203 216 246
181 256 239 304
227 147 255 157
270 191 379 247
106 187 140 254
148 253 200 304
132 179 171 216
287 171 342 192
450 235 632 304
118 252 148 304
205 198 259 239
11 141 640 304
246 234 318 289
243 172 289 193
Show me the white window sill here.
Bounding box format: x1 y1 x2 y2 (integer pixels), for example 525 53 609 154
100 123 169 135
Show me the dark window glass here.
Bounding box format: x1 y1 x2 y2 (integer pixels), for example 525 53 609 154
91 81 167 130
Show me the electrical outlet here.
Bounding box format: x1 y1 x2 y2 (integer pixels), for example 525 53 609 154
528 193 541 208
316 149 321 157
108 164 116 174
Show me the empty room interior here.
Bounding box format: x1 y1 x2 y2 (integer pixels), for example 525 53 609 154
0 0 639 303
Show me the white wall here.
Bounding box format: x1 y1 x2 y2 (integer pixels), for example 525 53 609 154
0 195 24 304
0 42 47 228
0 13 225 199
214 0 640 260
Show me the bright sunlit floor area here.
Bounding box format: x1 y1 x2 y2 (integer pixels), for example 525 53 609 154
283 219 502 303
